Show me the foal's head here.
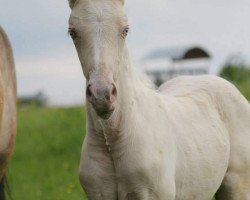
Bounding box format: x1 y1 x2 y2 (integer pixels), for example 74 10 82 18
68 0 129 119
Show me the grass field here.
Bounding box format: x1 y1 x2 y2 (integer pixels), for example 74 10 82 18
7 106 87 200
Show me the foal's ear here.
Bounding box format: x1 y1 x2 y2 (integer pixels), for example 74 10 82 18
118 0 125 5
68 0 77 9
121 0 125 5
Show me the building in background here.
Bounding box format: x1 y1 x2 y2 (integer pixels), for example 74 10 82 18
142 46 211 86
18 91 47 107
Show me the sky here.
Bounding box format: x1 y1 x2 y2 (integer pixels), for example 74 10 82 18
1 0 250 106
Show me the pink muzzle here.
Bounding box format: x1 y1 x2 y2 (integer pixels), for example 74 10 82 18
86 80 117 119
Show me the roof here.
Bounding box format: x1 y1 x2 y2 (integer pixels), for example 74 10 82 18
144 58 211 72
143 46 211 62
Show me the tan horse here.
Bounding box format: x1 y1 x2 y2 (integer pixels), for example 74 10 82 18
68 0 250 199
0 26 17 200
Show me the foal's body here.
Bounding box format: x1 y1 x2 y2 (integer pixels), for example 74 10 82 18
67 0 250 199
0 26 16 198
81 74 250 200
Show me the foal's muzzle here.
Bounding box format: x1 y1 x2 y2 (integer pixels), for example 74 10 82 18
86 82 117 119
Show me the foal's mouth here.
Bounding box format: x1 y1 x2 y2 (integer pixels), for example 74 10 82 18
89 97 116 119
94 105 115 120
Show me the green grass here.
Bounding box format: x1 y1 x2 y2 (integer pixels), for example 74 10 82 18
7 106 87 200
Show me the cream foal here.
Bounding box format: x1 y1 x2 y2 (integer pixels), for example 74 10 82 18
0 26 16 200
68 0 250 199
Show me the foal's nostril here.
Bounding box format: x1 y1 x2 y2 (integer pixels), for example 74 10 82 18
111 84 117 97
86 84 93 99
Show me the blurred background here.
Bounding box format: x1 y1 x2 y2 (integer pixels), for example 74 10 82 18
0 0 250 199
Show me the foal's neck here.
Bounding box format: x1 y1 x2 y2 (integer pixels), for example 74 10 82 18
116 46 146 103
99 46 150 147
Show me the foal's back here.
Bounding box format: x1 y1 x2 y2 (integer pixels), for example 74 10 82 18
0 26 16 194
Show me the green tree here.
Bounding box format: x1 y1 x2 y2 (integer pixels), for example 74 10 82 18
220 58 250 101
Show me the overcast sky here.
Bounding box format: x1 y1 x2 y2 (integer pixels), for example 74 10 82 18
1 0 250 105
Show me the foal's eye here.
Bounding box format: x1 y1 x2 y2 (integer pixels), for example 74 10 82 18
68 28 77 40
122 26 129 38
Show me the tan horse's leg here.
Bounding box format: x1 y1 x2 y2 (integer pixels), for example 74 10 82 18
0 175 7 200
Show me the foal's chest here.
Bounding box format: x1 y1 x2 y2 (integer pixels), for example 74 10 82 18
109 140 175 200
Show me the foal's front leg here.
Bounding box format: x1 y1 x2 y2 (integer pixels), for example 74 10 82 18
79 132 117 200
